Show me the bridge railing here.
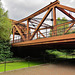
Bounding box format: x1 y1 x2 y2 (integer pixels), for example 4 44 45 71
10 20 75 43
30 21 75 40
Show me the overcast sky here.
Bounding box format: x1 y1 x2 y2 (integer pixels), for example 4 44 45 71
1 0 75 21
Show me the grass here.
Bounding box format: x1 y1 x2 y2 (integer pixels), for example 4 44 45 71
0 61 42 72
46 50 75 59
59 55 75 58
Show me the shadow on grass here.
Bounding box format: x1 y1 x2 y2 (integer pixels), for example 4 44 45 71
48 58 75 68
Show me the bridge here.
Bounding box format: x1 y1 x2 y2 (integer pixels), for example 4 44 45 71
11 0 75 49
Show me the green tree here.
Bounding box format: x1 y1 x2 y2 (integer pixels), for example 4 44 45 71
50 17 69 36
0 1 12 41
0 1 12 61
47 17 75 59
56 17 69 35
0 40 13 61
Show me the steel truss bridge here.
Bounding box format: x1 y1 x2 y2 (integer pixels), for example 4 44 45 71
11 0 75 49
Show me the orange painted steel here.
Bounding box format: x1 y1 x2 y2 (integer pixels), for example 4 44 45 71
11 0 75 48
14 0 60 24
13 25 26 41
30 7 52 40
57 7 75 20
12 33 75 47
27 20 30 40
57 4 75 13
64 22 75 34
53 7 57 36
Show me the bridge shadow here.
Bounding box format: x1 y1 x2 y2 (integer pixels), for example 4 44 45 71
50 58 75 67
11 46 75 67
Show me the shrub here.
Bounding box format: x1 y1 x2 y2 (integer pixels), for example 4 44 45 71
0 40 13 61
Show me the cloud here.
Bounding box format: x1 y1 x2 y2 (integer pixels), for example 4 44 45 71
1 0 75 21
70 0 74 3
2 0 50 20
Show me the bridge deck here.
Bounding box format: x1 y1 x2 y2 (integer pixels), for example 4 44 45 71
12 33 75 48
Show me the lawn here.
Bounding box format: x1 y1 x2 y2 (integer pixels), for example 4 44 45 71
0 61 42 72
46 50 75 59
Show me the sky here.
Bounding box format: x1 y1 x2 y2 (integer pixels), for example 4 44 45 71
1 0 75 21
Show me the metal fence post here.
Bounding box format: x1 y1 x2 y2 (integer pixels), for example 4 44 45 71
4 56 6 72
28 56 30 67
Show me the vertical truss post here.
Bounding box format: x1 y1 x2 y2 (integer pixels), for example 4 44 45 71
13 26 15 43
27 19 30 40
29 27 31 38
37 31 38 39
51 10 54 36
46 27 47 37
53 7 57 36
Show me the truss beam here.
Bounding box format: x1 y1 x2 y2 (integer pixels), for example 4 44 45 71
39 31 46 38
53 7 57 36
64 22 75 34
57 7 75 20
14 25 26 41
30 7 52 40
57 4 75 13
14 0 60 24
55 20 75 27
31 19 53 28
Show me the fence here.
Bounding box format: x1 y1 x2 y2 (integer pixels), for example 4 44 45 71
0 52 75 73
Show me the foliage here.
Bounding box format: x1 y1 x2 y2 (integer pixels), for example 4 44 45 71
0 1 12 41
71 29 75 33
50 17 69 36
0 1 12 61
56 17 69 35
46 49 75 58
0 40 13 61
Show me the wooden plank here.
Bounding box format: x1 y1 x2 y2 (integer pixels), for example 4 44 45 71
53 7 57 36
64 22 75 34
57 7 75 20
39 31 46 38
14 25 26 41
57 4 75 12
14 1 60 24
30 7 52 40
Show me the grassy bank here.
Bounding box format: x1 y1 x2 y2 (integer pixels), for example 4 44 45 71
0 61 42 72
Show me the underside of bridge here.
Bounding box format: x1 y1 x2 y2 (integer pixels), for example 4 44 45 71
11 41 75 58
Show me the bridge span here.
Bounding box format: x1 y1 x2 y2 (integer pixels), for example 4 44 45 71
11 0 75 49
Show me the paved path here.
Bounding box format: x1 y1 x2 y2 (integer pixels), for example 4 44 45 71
0 64 75 75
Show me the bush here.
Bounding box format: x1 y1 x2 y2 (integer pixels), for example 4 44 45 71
0 40 13 61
